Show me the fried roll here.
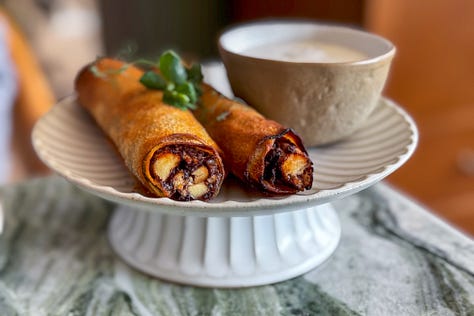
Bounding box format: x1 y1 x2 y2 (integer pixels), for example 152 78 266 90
75 59 225 201
194 84 313 194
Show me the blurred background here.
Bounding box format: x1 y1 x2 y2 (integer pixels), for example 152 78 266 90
0 0 472 234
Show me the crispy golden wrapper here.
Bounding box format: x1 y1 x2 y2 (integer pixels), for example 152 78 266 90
75 59 225 201
194 84 313 194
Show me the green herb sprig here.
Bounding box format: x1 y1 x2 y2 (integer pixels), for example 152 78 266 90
139 50 203 110
90 50 203 110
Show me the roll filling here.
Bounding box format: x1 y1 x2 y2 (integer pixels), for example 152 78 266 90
261 134 313 193
146 143 222 201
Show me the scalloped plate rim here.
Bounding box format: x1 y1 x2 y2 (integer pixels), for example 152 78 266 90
32 95 418 217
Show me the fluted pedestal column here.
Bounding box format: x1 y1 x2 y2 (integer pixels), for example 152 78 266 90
108 203 341 287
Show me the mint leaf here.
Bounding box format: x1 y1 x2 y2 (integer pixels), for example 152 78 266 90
185 102 197 110
135 50 203 110
176 82 197 103
139 71 167 90
159 51 187 84
187 63 203 84
163 90 191 110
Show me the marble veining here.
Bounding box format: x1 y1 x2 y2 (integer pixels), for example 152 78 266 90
0 176 472 315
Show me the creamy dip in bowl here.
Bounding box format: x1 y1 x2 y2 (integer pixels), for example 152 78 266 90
218 20 395 146
243 39 368 63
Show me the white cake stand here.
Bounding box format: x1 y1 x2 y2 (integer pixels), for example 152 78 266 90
32 83 417 288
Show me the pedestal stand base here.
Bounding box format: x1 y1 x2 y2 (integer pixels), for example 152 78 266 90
108 203 341 288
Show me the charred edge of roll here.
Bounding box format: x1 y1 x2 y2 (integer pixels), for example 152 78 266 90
262 137 314 193
148 145 223 201
256 129 313 194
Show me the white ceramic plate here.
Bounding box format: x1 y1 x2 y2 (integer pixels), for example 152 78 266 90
32 93 417 217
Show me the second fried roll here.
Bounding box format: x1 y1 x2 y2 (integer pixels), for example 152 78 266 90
194 84 313 194
75 59 225 201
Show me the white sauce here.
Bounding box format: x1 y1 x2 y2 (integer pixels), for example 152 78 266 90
243 40 367 63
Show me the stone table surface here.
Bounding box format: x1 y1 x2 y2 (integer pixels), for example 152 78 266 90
0 176 472 316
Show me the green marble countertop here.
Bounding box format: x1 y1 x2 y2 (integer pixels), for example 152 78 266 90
0 176 472 315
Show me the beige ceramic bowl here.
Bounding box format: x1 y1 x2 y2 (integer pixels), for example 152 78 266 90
218 20 396 146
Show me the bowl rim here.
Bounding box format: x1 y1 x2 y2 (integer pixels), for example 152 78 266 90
218 18 396 66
